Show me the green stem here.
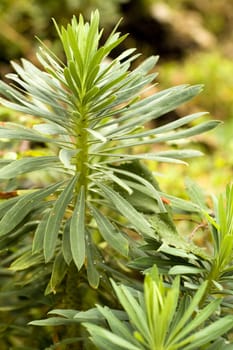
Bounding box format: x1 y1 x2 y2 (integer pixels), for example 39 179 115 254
63 108 90 349
63 263 84 350
199 262 220 307
74 108 89 195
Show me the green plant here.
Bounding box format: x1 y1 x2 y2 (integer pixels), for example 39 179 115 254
0 10 232 350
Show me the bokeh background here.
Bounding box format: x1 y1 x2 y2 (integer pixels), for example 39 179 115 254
0 0 232 197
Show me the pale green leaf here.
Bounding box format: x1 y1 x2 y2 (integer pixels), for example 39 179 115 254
169 299 222 346
85 230 100 288
0 182 62 236
32 210 51 253
185 178 208 210
91 205 128 256
0 125 54 143
97 183 154 237
182 316 233 350
43 176 77 262
62 219 73 265
29 317 75 326
167 281 208 343
84 323 142 350
86 128 107 142
70 186 86 270
114 112 208 140
169 265 206 275
33 123 67 135
0 156 60 179
111 280 150 340
96 305 137 344
46 252 67 295
0 196 20 219
10 250 43 271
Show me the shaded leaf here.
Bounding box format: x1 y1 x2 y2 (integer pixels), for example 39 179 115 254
43 176 77 262
97 182 154 237
0 156 60 179
0 182 62 236
70 186 86 270
91 205 128 256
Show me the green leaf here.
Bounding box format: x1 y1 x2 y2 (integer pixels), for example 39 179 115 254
46 252 68 295
0 124 54 143
0 196 20 219
0 182 62 236
32 210 51 253
182 316 233 350
167 281 208 343
111 280 150 340
205 338 233 350
115 112 208 139
97 183 154 237
43 176 77 262
85 230 100 288
62 219 73 265
170 299 222 346
84 323 142 350
185 178 208 210
10 250 43 271
145 269 180 348
109 164 166 211
70 186 86 270
29 317 75 327
96 305 135 341
0 156 60 179
90 205 128 256
169 265 206 275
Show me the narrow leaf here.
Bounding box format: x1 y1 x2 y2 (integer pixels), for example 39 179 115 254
86 230 100 288
70 186 86 270
62 219 73 265
32 210 51 253
84 323 142 350
169 265 206 275
182 316 233 350
97 183 154 237
43 176 77 262
46 252 68 294
0 182 62 236
91 205 128 256
0 156 60 179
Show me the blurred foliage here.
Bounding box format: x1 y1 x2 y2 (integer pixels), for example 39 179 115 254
0 0 128 75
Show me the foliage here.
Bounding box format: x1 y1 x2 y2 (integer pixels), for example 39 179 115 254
0 10 232 350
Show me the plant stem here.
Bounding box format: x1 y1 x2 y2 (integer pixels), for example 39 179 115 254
64 105 90 348
64 262 83 349
75 108 89 193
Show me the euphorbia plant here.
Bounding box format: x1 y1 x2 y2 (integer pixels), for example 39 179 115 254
0 10 230 350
